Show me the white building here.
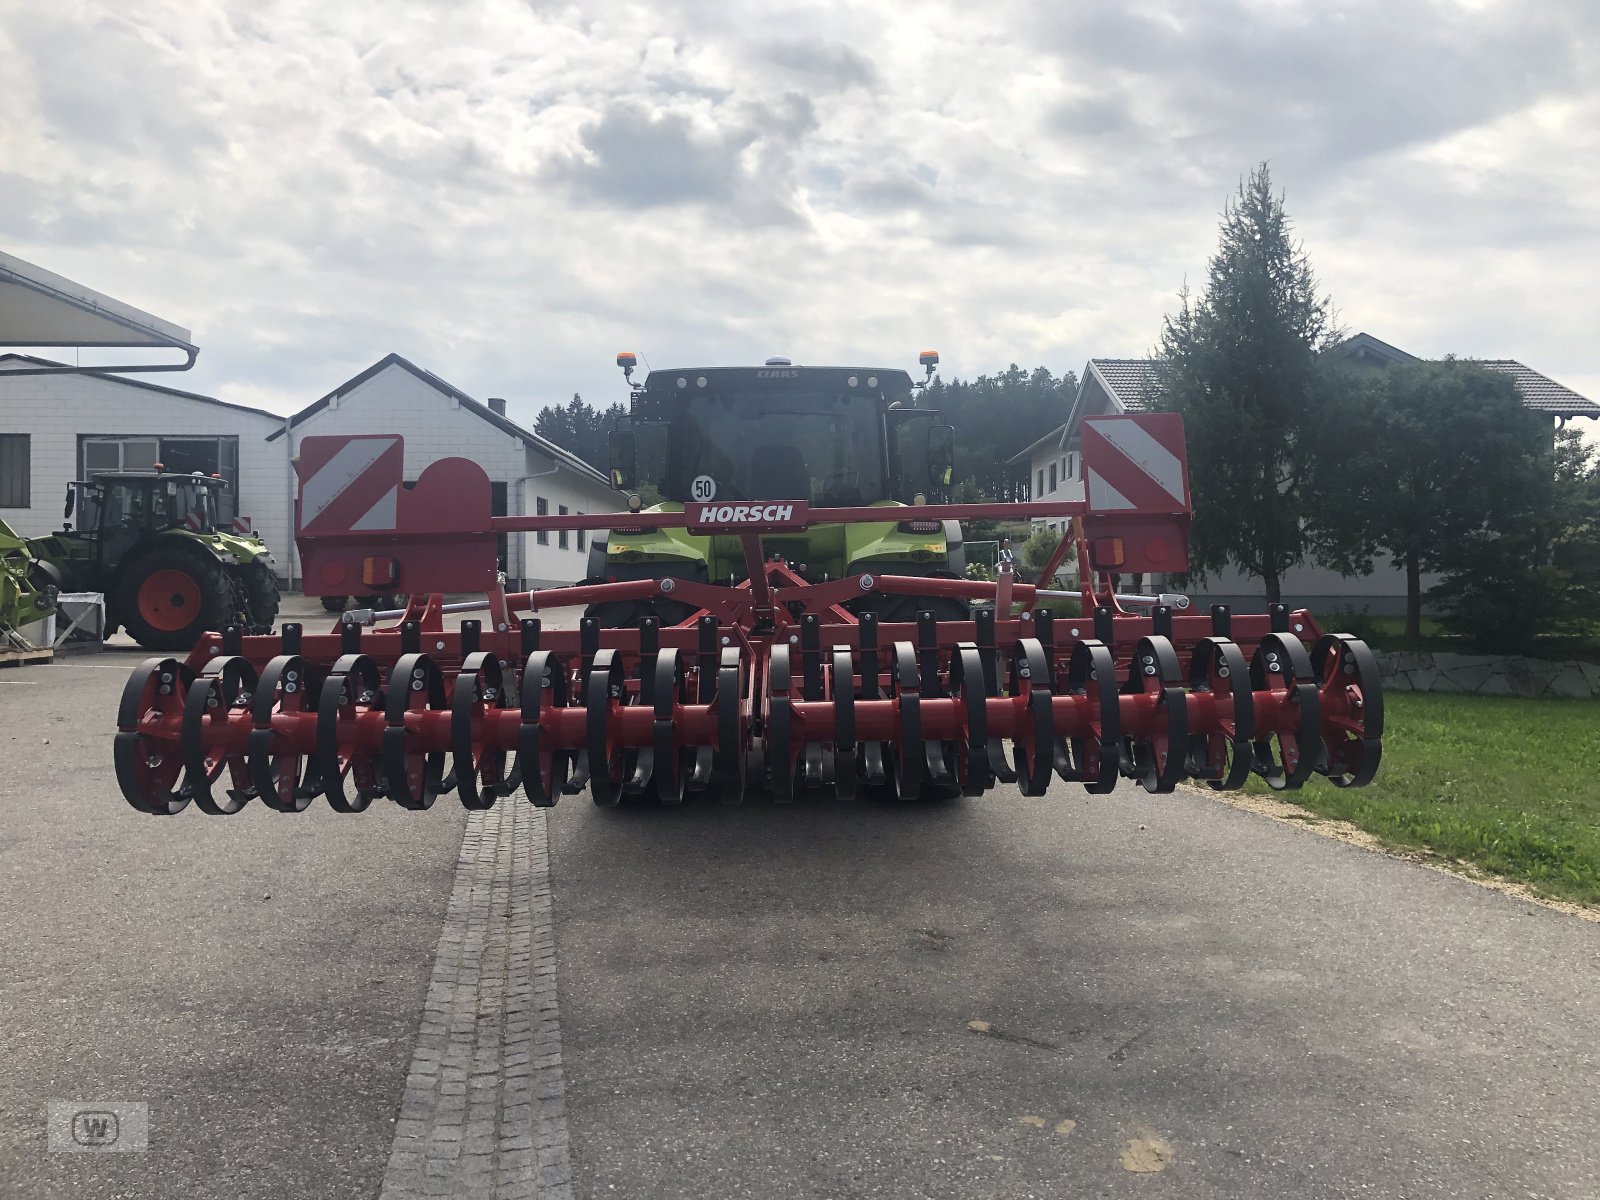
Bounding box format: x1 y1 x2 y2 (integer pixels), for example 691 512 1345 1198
1004 421 1078 536
270 354 619 589
1 353 288 550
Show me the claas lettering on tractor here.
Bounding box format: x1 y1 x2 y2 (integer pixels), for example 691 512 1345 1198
113 351 1383 817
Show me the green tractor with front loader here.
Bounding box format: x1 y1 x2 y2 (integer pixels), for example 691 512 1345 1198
587 352 964 627
18 468 280 650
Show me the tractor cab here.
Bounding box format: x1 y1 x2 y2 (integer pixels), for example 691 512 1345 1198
66 471 234 555
609 357 953 508
589 353 964 628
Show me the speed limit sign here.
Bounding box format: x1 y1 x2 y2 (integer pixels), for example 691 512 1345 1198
691 475 717 502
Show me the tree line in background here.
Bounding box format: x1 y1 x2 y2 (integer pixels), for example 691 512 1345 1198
1157 163 1600 653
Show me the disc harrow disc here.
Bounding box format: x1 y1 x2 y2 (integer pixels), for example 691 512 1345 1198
182 656 259 815
1119 636 1187 794
384 653 448 810
585 648 629 808
316 653 383 813
1185 637 1253 792
1062 639 1120 793
1249 633 1321 791
249 654 318 813
1008 639 1055 797
114 657 193 815
516 650 570 807
453 651 512 810
1311 634 1383 788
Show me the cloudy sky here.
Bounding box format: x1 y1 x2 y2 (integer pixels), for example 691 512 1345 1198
2 0 1597 440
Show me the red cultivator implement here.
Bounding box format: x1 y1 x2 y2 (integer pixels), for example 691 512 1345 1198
114 409 1382 816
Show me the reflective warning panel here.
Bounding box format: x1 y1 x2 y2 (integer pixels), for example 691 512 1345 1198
1081 413 1190 515
1079 413 1190 574
294 435 498 595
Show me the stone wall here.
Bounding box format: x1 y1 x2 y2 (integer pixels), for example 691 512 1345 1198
1375 650 1600 699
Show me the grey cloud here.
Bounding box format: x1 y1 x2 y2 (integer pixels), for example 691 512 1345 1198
550 93 817 225
1033 0 1592 180
761 39 879 90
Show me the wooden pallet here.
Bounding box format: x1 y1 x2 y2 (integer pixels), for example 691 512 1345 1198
0 645 54 668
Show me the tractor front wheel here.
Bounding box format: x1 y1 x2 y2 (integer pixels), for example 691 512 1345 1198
239 562 281 633
117 548 236 651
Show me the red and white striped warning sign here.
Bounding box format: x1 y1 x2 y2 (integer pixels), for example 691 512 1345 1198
297 436 403 535
232 515 253 536
183 512 203 531
1080 414 1190 514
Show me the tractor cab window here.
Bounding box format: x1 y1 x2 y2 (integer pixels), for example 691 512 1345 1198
666 390 886 506
171 481 217 532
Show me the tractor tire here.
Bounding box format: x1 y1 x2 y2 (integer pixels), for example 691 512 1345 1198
239 562 281 633
321 595 348 613
117 546 236 651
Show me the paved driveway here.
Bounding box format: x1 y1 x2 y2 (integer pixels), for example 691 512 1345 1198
2 646 1596 1198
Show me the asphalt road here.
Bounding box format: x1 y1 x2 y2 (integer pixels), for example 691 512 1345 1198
3 634 1598 1198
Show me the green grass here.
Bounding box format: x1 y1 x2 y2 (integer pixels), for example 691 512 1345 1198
1249 692 1600 906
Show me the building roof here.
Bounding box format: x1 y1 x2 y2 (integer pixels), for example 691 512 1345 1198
0 249 197 374
0 353 279 418
1087 358 1163 413
266 353 612 485
1326 332 1418 367
1004 422 1069 466
1477 360 1600 419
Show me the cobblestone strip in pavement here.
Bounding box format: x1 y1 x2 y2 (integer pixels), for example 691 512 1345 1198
379 802 572 1200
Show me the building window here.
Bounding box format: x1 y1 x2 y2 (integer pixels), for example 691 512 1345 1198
536 496 548 544
577 518 586 552
1067 451 1077 479
0 434 30 507
79 436 240 498
1048 462 1057 491
1037 467 1044 495
558 504 569 550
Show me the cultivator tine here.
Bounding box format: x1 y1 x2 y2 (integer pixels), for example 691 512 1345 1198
1209 604 1232 637
222 625 243 655
1008 640 1054 796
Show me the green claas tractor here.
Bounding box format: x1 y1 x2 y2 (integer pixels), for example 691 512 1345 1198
588 352 963 627
24 469 280 650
